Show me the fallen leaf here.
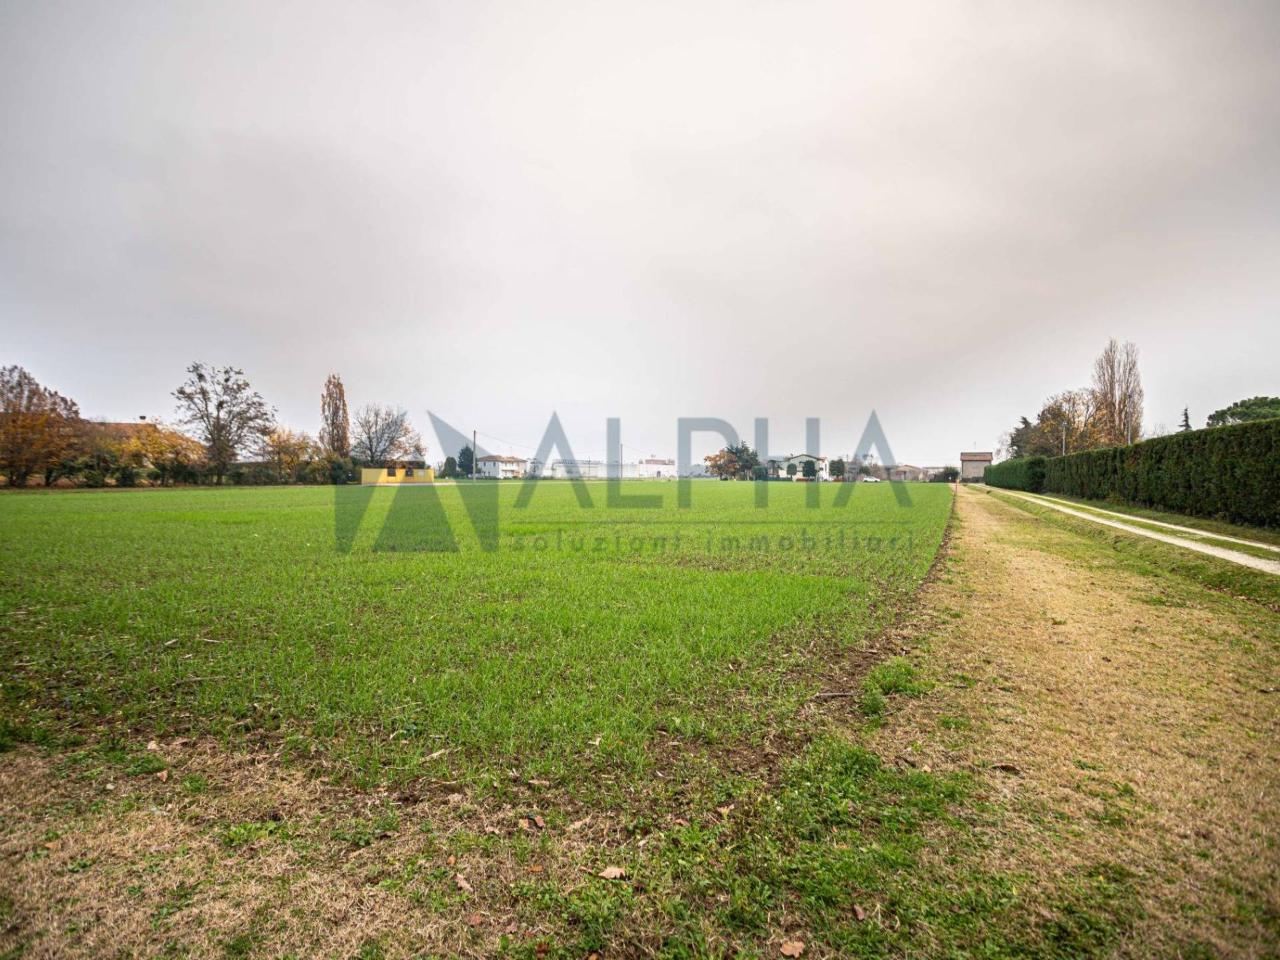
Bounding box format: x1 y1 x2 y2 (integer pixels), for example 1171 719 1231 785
716 804 734 818
568 817 591 831
598 865 626 880
991 762 1022 775
446 855 456 866
853 905 867 922
673 817 690 827
155 769 169 782
532 814 545 830
503 922 519 935
527 864 544 874
454 873 473 893
780 940 805 957
466 913 484 927
527 778 550 787
518 817 531 832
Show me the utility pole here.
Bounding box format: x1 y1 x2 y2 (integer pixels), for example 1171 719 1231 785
472 429 477 480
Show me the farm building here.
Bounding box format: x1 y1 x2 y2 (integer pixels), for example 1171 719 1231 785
636 457 676 478
550 459 605 479
361 464 435 485
959 451 993 481
476 455 528 479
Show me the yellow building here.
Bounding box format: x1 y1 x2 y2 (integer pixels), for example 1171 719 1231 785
360 465 435 485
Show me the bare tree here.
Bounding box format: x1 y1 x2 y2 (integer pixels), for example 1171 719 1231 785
173 363 274 484
1091 339 1144 446
0 365 81 487
318 373 350 457
351 405 423 464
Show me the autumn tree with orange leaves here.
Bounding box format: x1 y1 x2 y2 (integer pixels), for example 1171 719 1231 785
0 365 81 487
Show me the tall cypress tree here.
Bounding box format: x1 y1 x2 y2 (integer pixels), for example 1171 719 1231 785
319 374 350 457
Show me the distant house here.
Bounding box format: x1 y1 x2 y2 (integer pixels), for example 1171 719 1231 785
476 454 528 479
888 464 925 482
636 457 676 478
959 451 993 482
781 453 827 479
361 463 434 485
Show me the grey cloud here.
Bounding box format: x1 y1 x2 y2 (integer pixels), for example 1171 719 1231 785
1 0 1277 462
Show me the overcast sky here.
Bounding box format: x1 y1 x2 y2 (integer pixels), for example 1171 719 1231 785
2 0 1277 465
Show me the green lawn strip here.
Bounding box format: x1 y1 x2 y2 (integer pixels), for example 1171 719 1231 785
1025 496 1280 562
986 490 1280 610
1031 492 1280 549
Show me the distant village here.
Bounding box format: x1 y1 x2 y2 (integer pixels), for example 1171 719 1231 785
469 453 976 483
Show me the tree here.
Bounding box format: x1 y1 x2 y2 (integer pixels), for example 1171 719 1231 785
124 423 206 486
1090 339 1144 446
440 455 459 479
830 458 846 480
0 366 81 487
802 458 817 479
1179 408 1192 432
1036 389 1102 456
456 445 474 477
704 448 739 479
352 405 423 465
1206 396 1280 428
1001 416 1037 459
319 374 350 457
931 466 960 483
726 442 759 478
1001 389 1103 459
704 443 759 480
257 427 315 483
786 462 798 478
173 363 274 484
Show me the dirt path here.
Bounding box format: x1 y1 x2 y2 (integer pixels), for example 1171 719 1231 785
1029 494 1280 553
989 488 1280 575
873 486 1280 957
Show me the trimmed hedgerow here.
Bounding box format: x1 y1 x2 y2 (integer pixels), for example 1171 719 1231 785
1042 419 1280 528
983 457 1046 493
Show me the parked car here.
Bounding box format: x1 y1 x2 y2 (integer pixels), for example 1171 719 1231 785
860 475 881 482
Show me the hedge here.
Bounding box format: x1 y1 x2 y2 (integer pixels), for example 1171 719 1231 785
983 457 1046 493
1040 418 1280 527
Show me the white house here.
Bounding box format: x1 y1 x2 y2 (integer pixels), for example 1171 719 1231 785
779 453 827 479
475 454 528 479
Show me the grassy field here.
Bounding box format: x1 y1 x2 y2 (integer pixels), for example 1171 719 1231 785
0 481 950 790
6 481 1271 958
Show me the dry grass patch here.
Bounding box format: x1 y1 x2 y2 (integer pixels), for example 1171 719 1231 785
870 487 1280 958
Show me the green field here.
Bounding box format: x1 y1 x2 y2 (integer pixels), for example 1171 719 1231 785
0 481 952 788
